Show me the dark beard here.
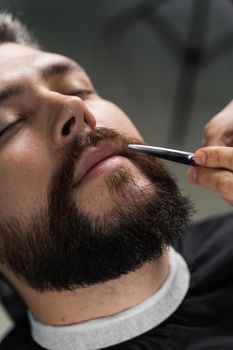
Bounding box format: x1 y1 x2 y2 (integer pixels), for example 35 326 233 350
0 128 193 291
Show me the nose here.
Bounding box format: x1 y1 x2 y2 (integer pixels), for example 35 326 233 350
52 95 96 148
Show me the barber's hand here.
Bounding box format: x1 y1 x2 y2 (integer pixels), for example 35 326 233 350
187 101 233 206
202 100 233 146
187 146 233 206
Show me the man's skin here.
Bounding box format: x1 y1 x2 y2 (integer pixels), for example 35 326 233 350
0 43 169 325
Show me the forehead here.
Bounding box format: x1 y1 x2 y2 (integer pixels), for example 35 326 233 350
0 43 90 85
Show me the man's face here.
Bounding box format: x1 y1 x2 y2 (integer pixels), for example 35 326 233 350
0 43 144 218
0 43 191 291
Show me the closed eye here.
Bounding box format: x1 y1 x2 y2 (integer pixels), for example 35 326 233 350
67 90 93 100
0 117 25 138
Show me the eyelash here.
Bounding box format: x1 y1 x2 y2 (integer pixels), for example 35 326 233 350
0 116 27 137
69 90 92 100
0 90 92 138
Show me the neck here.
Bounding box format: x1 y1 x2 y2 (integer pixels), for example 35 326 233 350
4 250 169 326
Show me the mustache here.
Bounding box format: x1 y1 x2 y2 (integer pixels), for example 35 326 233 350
49 128 146 200
48 127 179 228
67 127 143 161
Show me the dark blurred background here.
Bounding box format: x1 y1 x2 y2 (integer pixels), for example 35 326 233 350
0 0 233 337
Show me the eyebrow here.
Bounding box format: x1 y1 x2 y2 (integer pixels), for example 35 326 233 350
0 84 26 104
41 61 76 80
0 61 79 105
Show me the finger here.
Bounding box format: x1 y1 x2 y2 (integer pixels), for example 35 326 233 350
187 166 233 200
204 130 233 147
223 197 233 206
203 101 233 146
203 122 224 146
202 129 226 146
202 137 225 147
201 138 207 146
193 146 233 171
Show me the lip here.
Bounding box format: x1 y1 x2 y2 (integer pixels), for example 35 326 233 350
72 143 124 186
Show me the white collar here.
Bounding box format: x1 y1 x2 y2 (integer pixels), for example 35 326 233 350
29 248 190 350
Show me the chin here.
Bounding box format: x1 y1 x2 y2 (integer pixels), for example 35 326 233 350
75 166 151 216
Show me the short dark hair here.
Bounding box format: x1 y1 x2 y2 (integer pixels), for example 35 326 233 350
0 12 39 48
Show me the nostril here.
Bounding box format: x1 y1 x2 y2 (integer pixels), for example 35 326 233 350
62 116 76 136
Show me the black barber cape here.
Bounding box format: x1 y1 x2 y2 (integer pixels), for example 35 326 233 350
1 213 233 350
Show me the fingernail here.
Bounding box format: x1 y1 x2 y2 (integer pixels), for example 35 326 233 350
195 151 206 165
187 167 197 182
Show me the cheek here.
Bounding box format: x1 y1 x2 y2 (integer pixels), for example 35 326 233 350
87 99 143 140
0 138 53 218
